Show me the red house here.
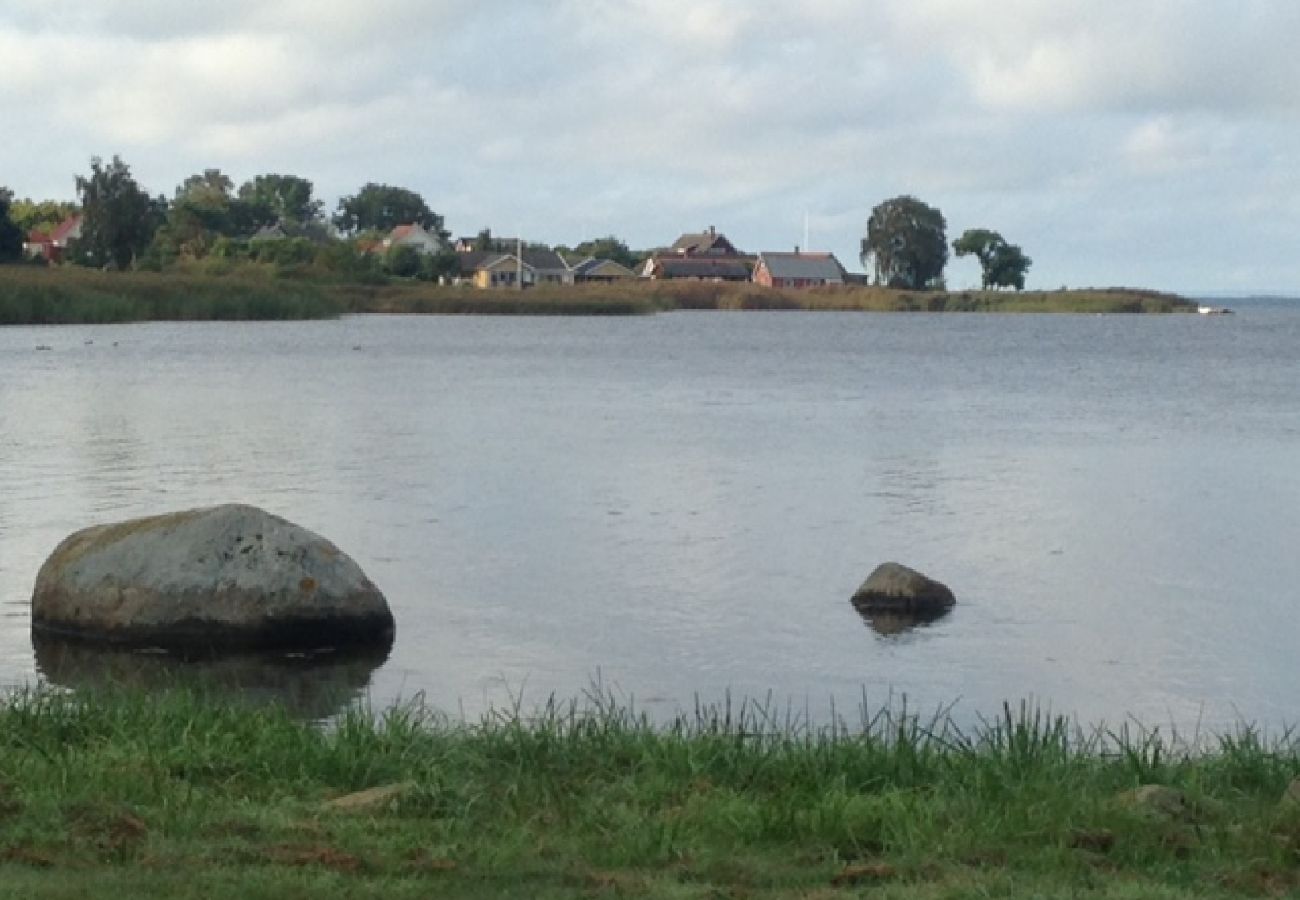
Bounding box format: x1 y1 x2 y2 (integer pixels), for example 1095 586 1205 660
752 251 846 289
25 215 83 264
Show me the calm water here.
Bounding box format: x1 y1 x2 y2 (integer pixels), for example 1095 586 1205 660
2 306 1298 729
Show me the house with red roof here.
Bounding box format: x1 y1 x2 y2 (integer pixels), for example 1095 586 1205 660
381 223 446 255
24 214 83 264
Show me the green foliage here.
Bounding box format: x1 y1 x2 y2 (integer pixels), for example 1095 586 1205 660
237 173 323 227
0 187 23 261
953 228 1033 290
862 195 949 289
384 244 423 279
334 183 446 236
72 156 164 270
568 235 640 269
5 197 79 239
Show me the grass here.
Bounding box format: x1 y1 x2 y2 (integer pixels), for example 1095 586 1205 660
344 280 1198 316
0 266 343 324
0 688 1296 898
1 264 1196 325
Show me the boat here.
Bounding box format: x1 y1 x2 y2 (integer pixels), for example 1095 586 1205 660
1197 304 1234 315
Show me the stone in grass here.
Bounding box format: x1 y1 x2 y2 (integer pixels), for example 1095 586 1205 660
1283 779 1300 809
850 562 956 615
1115 785 1192 821
31 504 394 652
322 782 418 813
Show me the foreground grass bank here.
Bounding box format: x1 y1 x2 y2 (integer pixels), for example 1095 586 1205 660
1 265 1196 324
1 689 1297 898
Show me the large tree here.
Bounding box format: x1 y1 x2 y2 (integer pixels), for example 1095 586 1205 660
861 195 948 289
334 183 445 236
0 187 23 261
953 228 1032 291
237 173 323 227
73 156 163 269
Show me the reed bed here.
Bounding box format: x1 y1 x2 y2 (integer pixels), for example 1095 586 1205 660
0 687 1295 897
0 266 342 324
1 264 1195 326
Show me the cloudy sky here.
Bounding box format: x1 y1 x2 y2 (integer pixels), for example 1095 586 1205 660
2 0 1298 293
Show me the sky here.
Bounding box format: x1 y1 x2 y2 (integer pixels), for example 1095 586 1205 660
2 0 1299 293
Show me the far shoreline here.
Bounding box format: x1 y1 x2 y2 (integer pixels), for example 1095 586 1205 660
0 265 1198 325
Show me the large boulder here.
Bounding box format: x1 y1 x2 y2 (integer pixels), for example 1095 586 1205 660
32 504 394 651
850 562 955 615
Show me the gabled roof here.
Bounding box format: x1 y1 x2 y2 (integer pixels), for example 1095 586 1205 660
647 255 751 281
573 257 637 278
50 215 82 244
670 229 738 256
757 252 846 282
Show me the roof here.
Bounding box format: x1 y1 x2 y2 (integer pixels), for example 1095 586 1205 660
647 255 751 280
757 252 846 282
670 229 738 255
573 257 637 278
50 215 82 244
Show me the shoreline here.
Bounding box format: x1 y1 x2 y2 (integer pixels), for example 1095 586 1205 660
1 266 1197 324
0 687 1295 897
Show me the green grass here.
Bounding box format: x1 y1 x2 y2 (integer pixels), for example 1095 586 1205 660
0 688 1296 898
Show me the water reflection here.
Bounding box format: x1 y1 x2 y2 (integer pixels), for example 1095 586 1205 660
33 637 388 721
853 607 953 638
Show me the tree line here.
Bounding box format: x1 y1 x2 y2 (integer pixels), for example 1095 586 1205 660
861 195 1032 291
2 157 1032 290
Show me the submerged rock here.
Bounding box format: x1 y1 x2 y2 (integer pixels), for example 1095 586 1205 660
31 504 394 651
850 562 956 615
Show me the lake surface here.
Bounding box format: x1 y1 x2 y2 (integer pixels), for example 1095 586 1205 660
2 306 1298 731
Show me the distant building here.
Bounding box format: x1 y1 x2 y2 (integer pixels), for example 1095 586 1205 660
640 256 752 282
670 226 740 257
752 251 847 289
382 223 446 255
455 247 574 288
572 258 638 283
24 214 82 263
641 225 752 281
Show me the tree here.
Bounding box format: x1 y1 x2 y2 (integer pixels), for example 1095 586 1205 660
953 228 1032 290
861 195 948 289
334 183 446 237
237 173 323 227
8 198 79 238
569 235 638 270
73 156 163 269
0 187 23 261
155 168 240 259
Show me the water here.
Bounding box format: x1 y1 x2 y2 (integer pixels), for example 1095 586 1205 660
2 306 1298 730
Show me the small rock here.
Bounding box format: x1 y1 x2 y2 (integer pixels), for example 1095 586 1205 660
1116 784 1190 820
1282 778 1300 808
322 782 417 813
851 562 955 614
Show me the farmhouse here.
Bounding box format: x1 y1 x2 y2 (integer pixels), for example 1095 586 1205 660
752 251 846 289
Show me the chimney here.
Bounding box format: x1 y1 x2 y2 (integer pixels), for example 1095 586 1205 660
707 225 715 236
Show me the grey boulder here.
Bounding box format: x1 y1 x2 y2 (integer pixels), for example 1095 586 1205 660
32 504 394 651
850 562 956 615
